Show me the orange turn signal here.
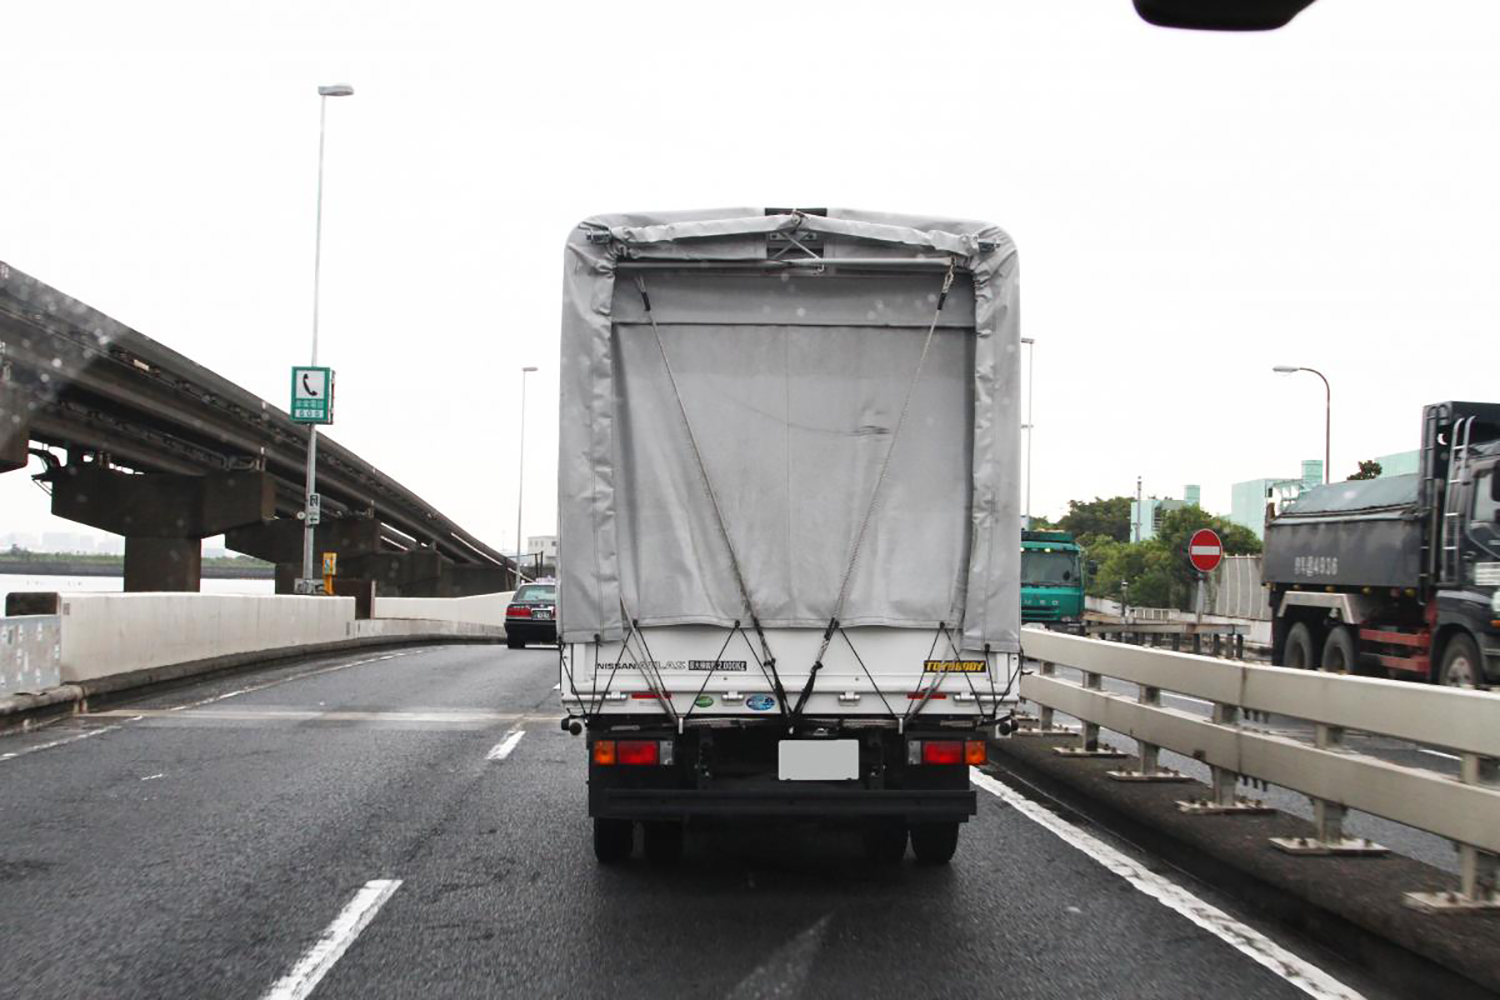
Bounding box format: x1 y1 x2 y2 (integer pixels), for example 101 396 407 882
965 740 987 765
592 740 616 765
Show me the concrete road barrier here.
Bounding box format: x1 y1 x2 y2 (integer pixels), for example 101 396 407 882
0 592 510 729
371 591 514 629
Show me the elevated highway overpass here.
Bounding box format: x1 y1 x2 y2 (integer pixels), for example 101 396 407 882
0 261 514 596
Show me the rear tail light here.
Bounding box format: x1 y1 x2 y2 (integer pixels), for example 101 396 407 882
593 739 674 766
921 740 964 765
616 740 659 765
506 605 533 619
906 739 986 766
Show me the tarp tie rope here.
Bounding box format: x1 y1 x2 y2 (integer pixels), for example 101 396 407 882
635 275 789 717
793 261 956 722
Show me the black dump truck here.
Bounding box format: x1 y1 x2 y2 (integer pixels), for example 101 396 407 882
1264 401 1500 686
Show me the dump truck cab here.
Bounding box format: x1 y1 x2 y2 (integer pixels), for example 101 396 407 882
1021 530 1087 629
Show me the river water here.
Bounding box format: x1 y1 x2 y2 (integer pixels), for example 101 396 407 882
1 575 275 609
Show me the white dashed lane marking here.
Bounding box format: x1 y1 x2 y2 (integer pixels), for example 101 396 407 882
259 879 402 1000
485 729 526 761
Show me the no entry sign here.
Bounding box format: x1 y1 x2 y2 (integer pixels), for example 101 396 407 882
1188 528 1224 574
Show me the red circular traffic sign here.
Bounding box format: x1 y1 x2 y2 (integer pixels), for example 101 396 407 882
1188 528 1224 573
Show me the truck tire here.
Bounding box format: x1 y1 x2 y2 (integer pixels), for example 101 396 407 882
593 818 633 863
909 822 960 865
1319 626 1357 674
862 820 907 864
643 821 684 864
1282 623 1317 670
1439 634 1484 689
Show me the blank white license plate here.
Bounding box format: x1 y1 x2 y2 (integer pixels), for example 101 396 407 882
778 740 858 781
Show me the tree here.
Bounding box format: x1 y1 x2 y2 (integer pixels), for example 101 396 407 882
1058 496 1132 543
1347 460 1382 481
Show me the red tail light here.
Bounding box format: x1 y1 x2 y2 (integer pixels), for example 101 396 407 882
506 605 533 618
922 740 964 765
616 740 659 765
629 692 660 700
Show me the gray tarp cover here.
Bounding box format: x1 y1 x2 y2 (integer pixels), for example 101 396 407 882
558 209 1020 655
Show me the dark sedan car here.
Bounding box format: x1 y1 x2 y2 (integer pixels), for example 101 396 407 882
506 582 557 649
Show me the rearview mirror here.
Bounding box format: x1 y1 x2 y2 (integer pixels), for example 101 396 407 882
1134 0 1315 30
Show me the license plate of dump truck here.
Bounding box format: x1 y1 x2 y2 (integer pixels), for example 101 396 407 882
778 740 859 781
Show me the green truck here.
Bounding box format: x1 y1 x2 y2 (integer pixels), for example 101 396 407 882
1021 530 1089 630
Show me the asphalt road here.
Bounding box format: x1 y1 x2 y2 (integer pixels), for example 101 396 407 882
0 645 1401 999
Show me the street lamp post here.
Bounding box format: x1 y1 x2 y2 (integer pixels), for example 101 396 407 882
302 83 354 590
515 365 538 586
1272 365 1330 484
1021 336 1035 524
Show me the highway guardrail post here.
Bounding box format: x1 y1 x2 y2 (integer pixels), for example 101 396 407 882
1406 752 1500 913
1013 660 1075 736
1053 669 1127 759
1269 723 1387 856
1107 682 1191 783
1176 700 1273 815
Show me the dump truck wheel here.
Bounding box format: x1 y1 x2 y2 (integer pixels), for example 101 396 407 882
910 822 959 865
1283 623 1317 670
1319 626 1357 674
1439 634 1484 689
593 818 633 863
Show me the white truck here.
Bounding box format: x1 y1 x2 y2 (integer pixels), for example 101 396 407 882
556 208 1021 865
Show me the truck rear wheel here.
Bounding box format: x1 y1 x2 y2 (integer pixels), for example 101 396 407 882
643 821 684 864
1439 634 1484 689
1283 623 1317 670
1320 626 1357 674
910 822 960 865
593 818 633 863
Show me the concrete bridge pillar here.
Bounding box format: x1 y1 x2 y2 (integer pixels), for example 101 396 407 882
48 463 274 591
0 381 30 473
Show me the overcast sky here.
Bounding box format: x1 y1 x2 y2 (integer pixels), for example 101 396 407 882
3 0 1497 551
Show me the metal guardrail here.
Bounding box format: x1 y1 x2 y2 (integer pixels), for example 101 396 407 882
1017 627 1500 914
0 614 61 696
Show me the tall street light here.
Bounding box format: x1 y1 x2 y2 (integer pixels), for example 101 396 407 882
515 365 538 585
1021 337 1035 524
302 83 355 589
1272 365 1330 484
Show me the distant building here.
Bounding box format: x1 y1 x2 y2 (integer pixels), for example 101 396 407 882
1229 461 1322 541
527 535 558 560
1372 450 1419 478
1130 484 1201 542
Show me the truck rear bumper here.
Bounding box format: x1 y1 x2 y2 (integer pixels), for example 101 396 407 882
593 786 977 822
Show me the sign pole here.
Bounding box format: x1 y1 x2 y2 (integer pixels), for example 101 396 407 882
1195 572 1204 626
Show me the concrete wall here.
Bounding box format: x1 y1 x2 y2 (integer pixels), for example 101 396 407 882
371 591 514 628
57 593 357 682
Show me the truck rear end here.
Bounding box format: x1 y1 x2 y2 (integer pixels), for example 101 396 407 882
555 208 1021 864
1264 401 1500 685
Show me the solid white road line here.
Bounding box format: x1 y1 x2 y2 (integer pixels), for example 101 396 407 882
260 879 402 1000
971 768 1364 1000
486 729 526 761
